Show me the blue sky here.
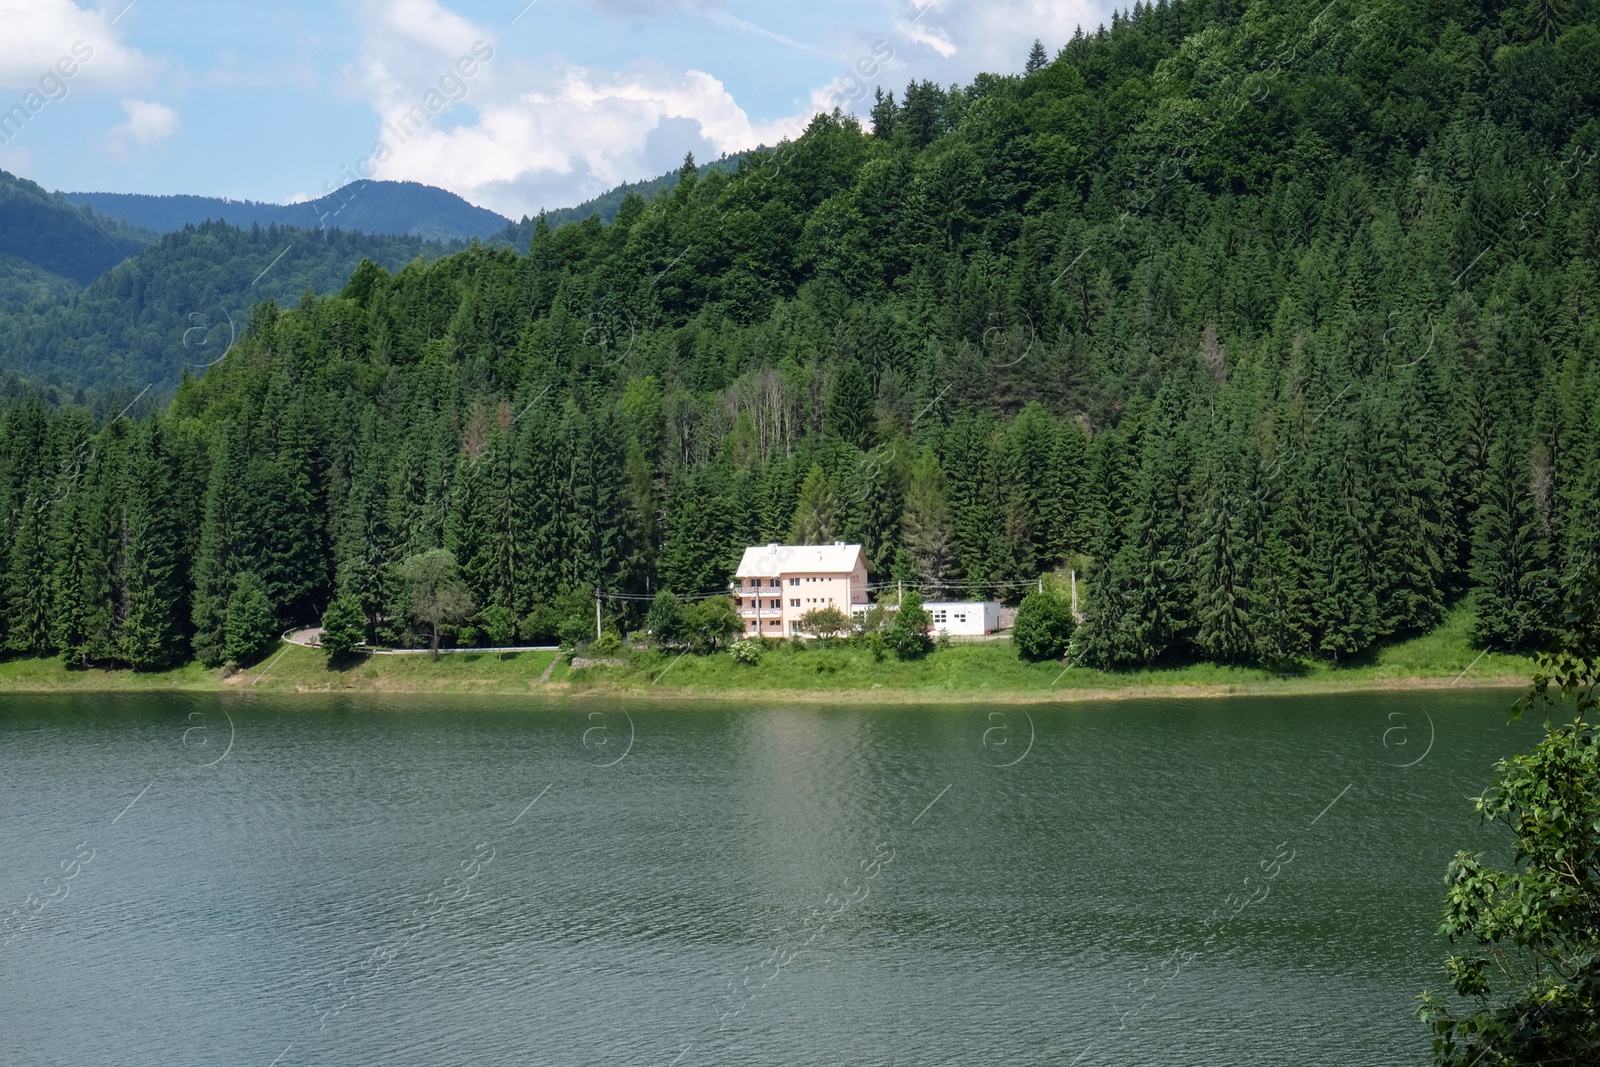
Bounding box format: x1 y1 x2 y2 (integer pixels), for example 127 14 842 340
0 1 1109 219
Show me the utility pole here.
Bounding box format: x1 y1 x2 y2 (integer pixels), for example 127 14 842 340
1070 569 1080 621
595 587 602 641
1038 576 1043 594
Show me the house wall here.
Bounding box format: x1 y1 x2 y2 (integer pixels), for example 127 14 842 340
734 561 868 637
925 601 1001 636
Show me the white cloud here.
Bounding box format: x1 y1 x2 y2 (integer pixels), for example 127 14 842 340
370 61 798 218
888 0 1112 84
335 0 807 218
0 0 149 91
108 97 178 153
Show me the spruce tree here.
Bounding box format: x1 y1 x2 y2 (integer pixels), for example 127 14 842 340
900 449 953 583
224 571 276 665
1084 388 1191 667
1470 434 1554 650
789 464 840 545
1305 415 1380 664
118 422 185 670
1025 38 1048 74
191 425 254 667
1191 426 1255 664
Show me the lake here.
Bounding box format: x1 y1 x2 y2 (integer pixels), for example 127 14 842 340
0 689 1541 1066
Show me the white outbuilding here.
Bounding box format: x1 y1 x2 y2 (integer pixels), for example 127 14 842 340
923 601 1002 636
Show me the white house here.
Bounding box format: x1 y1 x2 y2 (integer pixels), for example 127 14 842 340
733 542 869 637
923 601 1002 636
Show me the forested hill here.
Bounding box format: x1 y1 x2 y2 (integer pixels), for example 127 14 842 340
66 181 512 243
0 169 155 286
0 220 464 397
2 0 1598 673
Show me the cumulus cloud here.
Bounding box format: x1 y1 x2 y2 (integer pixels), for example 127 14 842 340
335 0 803 218
370 60 797 219
108 97 179 153
0 0 149 91
887 0 1112 85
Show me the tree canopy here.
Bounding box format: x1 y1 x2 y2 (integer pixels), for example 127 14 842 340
1 0 1597 666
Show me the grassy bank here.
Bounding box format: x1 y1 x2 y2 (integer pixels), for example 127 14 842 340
0 605 1534 703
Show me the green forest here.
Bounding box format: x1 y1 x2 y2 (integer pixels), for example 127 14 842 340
1 0 1597 671
0 209 465 398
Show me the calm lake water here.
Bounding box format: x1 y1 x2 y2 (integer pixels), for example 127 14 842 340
0 689 1542 1066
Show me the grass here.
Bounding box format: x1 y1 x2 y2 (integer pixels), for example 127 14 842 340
561 602 1533 703
0 603 1533 703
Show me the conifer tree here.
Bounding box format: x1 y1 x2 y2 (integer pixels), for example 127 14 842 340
118 422 185 670
1191 424 1255 664
320 596 366 659
901 448 953 583
1083 388 1190 667
789 464 840 544
1471 434 1554 650
1025 38 1048 74
51 452 117 667
1305 416 1380 664
191 426 254 667
1005 402 1062 577
224 571 276 665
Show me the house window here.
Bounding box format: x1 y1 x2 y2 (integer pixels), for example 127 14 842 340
789 577 799 586
790 599 799 607
934 610 948 624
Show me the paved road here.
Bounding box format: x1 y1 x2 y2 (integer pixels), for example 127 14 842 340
284 627 558 655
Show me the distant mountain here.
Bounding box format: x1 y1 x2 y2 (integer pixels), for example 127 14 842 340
0 219 460 393
0 169 155 286
67 180 511 243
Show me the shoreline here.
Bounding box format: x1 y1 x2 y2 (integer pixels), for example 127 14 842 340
0 643 1532 704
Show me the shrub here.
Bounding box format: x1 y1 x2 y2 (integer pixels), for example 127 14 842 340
521 586 596 646
646 590 683 648
885 589 934 661
797 606 851 640
1014 589 1075 660
475 605 518 647
729 637 763 666
683 598 742 653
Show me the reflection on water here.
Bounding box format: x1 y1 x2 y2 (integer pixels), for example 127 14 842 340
0 689 1538 1066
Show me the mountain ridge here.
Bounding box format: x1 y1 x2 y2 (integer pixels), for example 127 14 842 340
66 180 510 243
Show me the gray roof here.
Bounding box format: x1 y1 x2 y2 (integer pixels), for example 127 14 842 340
735 542 864 578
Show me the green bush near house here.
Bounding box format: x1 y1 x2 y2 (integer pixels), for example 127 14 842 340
1014 590 1075 661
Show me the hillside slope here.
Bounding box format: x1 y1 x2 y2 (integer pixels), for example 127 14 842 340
1 0 1597 677
0 170 154 285
0 221 461 392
